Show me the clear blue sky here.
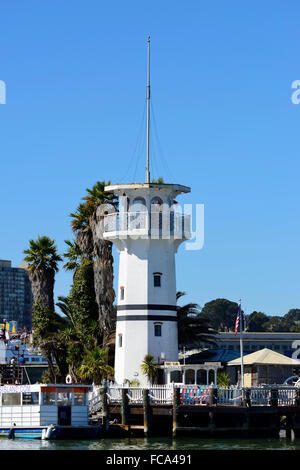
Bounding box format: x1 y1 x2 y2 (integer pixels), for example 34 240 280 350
0 0 299 317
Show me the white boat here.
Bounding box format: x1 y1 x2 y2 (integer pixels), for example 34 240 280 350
0 383 100 439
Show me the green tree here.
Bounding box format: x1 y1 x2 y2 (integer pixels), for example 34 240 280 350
200 298 242 332
151 177 164 184
246 311 269 332
70 180 118 342
56 296 77 329
141 354 157 385
23 235 62 312
62 239 83 277
283 309 300 330
77 347 114 384
32 299 69 383
263 316 294 332
56 262 104 383
217 370 230 387
67 259 99 329
176 292 216 347
124 378 141 386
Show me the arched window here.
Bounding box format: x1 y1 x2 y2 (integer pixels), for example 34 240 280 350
131 197 146 213
150 197 163 212
150 197 163 231
196 369 207 385
185 369 195 385
130 197 147 230
209 369 215 384
170 371 182 383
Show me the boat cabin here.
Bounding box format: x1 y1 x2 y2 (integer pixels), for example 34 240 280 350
0 384 92 436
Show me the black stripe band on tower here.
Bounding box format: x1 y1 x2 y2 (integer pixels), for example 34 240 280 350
116 315 177 322
117 304 177 311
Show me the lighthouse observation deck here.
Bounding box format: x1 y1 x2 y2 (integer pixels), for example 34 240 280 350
103 182 192 240
103 211 191 239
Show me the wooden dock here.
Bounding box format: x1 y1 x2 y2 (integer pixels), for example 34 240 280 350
89 384 300 438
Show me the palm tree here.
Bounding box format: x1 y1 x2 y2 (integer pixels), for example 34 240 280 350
59 324 85 383
70 180 118 342
62 239 83 276
141 354 157 385
23 235 62 312
77 347 114 384
83 180 117 338
217 370 230 387
56 293 103 383
177 291 217 348
69 203 94 258
83 180 118 210
31 299 69 383
56 295 77 328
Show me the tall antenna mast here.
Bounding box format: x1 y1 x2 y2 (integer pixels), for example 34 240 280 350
146 35 150 183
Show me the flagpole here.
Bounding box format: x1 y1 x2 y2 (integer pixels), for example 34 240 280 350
239 299 244 388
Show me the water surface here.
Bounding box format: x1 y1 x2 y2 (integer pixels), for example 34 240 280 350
0 434 299 450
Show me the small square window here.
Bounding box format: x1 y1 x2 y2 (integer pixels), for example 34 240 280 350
153 274 161 287
154 324 162 337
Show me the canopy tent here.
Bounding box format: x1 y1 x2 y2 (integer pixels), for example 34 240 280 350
228 348 300 386
228 348 300 366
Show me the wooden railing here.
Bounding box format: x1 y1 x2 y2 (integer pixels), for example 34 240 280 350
89 384 300 415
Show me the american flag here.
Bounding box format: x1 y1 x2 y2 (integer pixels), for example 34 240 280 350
234 303 242 336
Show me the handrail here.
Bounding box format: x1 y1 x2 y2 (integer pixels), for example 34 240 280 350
89 384 300 413
103 211 191 238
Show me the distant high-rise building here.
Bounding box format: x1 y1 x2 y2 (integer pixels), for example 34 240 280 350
0 260 32 329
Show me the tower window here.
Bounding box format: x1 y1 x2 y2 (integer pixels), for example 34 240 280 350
120 286 125 300
118 334 123 347
153 273 162 287
154 324 162 337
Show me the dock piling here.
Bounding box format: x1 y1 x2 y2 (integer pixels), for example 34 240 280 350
172 386 180 438
143 389 151 437
121 388 129 426
209 386 217 407
270 388 279 408
102 384 109 433
296 389 300 407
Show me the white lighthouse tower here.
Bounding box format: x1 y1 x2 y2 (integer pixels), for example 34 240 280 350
103 38 191 386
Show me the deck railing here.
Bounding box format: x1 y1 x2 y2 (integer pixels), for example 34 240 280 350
248 386 297 406
217 386 243 406
89 384 300 415
89 393 103 415
149 384 173 404
103 212 191 239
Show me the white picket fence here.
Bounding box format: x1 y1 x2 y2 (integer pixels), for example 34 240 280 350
106 384 173 404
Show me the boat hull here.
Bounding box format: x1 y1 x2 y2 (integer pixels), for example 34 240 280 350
42 425 101 440
0 425 101 440
0 428 44 439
